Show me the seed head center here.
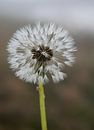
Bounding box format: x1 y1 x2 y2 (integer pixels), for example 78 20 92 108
32 45 53 62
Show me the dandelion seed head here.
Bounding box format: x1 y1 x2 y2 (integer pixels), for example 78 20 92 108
7 22 77 84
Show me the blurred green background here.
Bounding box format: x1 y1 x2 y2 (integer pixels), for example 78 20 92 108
0 0 94 130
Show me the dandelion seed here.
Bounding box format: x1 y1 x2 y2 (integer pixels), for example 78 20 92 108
7 22 76 84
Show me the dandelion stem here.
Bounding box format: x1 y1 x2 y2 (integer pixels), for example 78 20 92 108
38 81 47 130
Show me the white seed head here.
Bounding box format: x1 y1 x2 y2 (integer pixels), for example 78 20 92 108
7 22 77 84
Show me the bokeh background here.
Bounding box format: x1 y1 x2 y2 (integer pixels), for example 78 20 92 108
0 0 94 130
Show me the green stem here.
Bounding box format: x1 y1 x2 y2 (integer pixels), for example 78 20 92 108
38 81 47 130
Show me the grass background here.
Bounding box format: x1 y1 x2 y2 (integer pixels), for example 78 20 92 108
0 18 94 130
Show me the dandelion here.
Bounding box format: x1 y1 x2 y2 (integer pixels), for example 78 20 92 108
7 22 76 84
7 22 76 130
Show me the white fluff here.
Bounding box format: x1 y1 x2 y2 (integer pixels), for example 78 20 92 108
7 22 76 84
